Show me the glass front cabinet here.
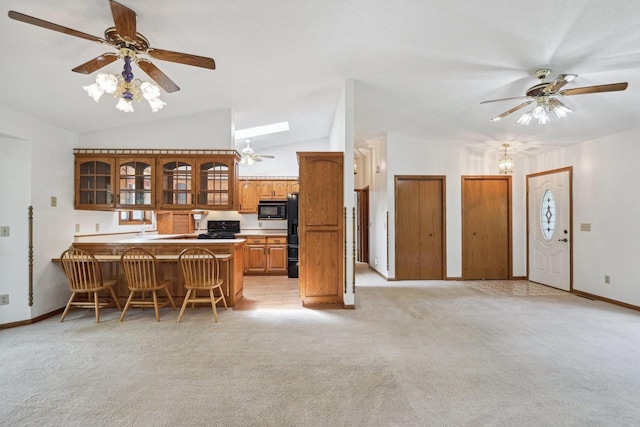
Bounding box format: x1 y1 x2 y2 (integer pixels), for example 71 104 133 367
74 149 239 211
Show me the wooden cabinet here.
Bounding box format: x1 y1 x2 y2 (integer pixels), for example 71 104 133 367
238 180 260 213
74 149 239 211
156 211 195 234
117 157 154 209
75 156 115 210
157 157 195 209
242 235 288 275
266 236 287 273
237 177 299 213
298 152 344 307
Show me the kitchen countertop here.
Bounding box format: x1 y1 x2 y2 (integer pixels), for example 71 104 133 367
74 233 246 244
236 229 287 236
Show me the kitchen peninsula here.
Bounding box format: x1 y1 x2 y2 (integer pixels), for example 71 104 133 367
69 234 245 307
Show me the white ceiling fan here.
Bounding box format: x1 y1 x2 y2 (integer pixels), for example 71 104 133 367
239 139 275 165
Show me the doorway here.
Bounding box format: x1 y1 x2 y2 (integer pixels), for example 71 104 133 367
527 168 572 291
461 176 511 279
395 176 446 280
355 187 369 263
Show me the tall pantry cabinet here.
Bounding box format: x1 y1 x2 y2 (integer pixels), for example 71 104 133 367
297 152 344 307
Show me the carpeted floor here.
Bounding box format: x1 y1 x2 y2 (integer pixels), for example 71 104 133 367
1 266 640 426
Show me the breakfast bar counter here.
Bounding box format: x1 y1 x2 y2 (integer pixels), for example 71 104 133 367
69 235 245 307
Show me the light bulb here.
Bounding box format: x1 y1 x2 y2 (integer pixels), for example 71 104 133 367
115 97 134 113
82 83 104 102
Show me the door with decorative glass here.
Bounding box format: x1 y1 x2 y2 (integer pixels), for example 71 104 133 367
527 168 572 291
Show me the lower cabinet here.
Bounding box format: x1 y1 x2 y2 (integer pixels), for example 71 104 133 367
243 235 287 275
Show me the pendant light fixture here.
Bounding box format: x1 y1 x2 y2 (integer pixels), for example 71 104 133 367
498 144 513 174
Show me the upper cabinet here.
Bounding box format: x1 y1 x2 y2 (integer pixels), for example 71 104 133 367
237 177 299 213
74 149 239 211
75 156 115 210
117 157 154 209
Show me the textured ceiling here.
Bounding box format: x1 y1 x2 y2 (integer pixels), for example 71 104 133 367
1 0 639 156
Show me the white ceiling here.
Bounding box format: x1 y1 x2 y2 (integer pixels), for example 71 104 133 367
1 0 639 156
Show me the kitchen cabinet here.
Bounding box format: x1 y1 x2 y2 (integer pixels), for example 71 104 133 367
237 177 299 213
242 235 288 275
75 156 116 210
73 149 240 211
266 236 287 273
117 157 154 209
156 158 195 209
238 180 260 213
298 152 344 307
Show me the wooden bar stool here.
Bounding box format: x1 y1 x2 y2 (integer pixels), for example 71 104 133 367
178 247 227 323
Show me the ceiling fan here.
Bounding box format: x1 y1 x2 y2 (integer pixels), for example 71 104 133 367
481 69 628 124
239 140 275 165
7 0 216 94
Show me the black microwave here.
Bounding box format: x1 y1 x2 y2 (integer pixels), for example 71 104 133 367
257 201 287 220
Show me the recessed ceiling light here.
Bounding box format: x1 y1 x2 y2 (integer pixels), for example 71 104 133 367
235 121 290 140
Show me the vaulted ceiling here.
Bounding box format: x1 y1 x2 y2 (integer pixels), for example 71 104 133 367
2 0 639 156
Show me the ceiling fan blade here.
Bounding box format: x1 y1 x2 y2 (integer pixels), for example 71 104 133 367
7 11 106 44
543 74 578 94
137 59 180 93
559 82 628 96
480 95 529 104
490 101 534 121
72 53 119 74
147 48 216 70
253 157 263 162
109 0 137 42
256 155 275 159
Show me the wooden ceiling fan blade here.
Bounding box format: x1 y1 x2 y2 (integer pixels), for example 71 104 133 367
490 101 534 121
480 95 529 104
137 59 180 93
147 48 216 70
543 74 578 94
72 53 119 74
560 82 628 96
109 0 137 42
8 11 106 44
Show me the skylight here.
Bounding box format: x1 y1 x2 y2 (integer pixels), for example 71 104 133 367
235 121 290 140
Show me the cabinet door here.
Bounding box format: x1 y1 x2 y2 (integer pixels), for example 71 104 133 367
288 181 300 193
258 181 274 198
272 181 289 199
238 180 260 213
75 156 116 210
157 158 195 209
196 157 236 210
117 157 154 209
244 245 266 273
267 245 287 273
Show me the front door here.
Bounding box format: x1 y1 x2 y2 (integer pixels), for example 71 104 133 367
527 168 572 291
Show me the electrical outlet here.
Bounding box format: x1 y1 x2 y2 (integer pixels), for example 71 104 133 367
0 226 9 237
95 223 100 232
0 294 9 305
50 196 57 207
604 275 611 284
75 224 80 233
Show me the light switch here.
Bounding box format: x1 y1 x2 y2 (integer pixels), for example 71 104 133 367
0 226 9 237
580 223 591 232
50 196 57 207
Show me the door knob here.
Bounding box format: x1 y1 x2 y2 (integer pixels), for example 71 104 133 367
558 238 568 242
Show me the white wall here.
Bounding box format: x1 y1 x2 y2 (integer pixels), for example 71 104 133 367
0 105 77 324
526 128 640 307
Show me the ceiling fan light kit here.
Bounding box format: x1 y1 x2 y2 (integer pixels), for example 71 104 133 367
482 69 627 125
8 0 216 114
239 139 275 165
82 52 165 112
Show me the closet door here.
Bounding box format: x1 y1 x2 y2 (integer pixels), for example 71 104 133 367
461 176 511 280
395 176 446 280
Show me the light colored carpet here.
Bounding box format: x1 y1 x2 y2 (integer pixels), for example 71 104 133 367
1 268 640 426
